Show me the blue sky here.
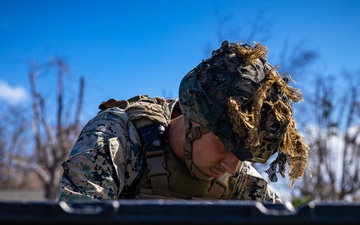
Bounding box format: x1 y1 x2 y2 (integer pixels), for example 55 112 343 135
1 0 360 119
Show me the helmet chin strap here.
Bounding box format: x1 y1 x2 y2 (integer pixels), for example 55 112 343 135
183 118 213 181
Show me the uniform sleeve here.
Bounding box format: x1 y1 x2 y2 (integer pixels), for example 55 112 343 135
58 108 144 203
229 161 283 203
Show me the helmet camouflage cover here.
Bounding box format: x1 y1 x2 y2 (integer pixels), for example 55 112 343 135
179 40 309 187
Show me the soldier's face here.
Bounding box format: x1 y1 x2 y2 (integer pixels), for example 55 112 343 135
191 131 240 178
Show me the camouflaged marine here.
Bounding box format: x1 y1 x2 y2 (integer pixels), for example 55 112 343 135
58 40 309 203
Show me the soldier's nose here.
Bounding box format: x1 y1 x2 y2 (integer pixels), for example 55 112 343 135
220 153 240 175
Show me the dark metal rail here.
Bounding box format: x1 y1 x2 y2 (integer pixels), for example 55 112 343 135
1 199 359 224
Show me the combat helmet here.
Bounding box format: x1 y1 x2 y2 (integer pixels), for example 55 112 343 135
179 40 309 187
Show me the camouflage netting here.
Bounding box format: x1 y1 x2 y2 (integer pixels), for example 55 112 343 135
179 40 309 187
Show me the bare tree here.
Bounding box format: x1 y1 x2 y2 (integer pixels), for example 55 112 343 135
300 71 360 201
203 9 272 57
26 59 85 199
0 104 38 189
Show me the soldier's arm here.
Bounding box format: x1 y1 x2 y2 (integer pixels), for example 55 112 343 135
58 108 143 203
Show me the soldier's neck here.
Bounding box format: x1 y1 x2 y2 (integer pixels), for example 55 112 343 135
168 115 186 162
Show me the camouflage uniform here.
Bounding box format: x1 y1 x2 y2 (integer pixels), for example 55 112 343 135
58 98 281 203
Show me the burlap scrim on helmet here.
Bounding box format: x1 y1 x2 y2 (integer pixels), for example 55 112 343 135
227 48 309 187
